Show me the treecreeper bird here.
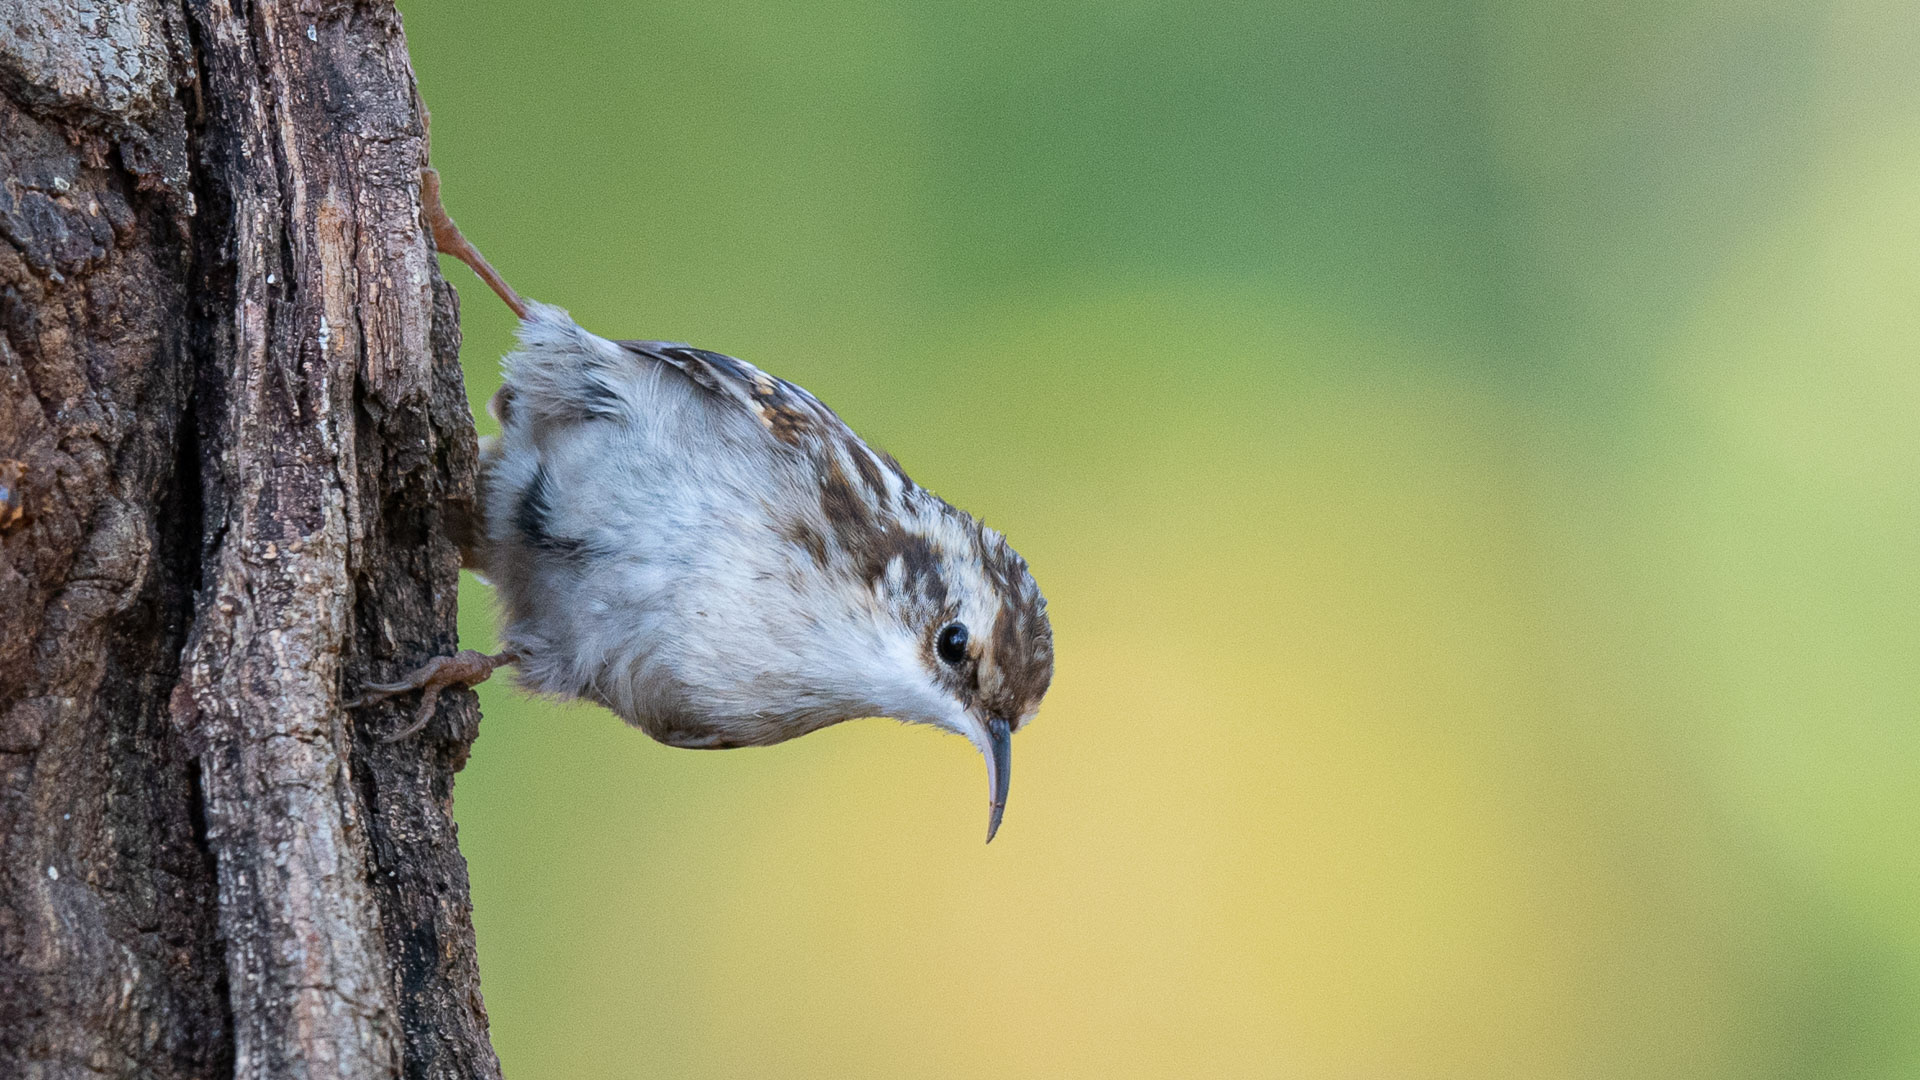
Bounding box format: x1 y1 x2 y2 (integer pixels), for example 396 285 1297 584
356 170 1054 841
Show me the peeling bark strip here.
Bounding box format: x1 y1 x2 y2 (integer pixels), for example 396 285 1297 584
2 2 496 1079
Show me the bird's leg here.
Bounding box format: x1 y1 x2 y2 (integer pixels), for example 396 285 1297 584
420 166 528 320
351 649 518 743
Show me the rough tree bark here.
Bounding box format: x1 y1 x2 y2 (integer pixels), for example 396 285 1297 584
0 3 500 1078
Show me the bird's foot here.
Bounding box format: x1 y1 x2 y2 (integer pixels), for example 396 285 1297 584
420 166 528 319
351 649 517 742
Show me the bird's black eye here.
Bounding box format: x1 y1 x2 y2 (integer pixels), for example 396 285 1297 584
936 622 969 665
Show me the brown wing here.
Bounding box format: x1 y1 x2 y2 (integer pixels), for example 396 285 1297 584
616 340 839 448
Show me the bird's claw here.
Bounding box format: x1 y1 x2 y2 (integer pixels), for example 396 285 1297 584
420 167 527 319
350 649 515 742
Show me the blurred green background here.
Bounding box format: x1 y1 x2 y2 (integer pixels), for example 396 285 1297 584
400 1 1920 1076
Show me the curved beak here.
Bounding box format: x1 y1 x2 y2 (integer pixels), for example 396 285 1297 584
980 715 1012 843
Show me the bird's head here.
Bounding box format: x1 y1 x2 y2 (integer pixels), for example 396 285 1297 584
743 448 1053 842
860 497 1053 842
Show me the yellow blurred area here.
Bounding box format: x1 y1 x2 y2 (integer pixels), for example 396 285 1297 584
406 1 1920 1076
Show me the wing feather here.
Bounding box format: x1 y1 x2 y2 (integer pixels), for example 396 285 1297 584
617 340 837 448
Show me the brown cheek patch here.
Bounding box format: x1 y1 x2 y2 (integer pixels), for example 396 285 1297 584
988 597 1054 720
976 633 1008 701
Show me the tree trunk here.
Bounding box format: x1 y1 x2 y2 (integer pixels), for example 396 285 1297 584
0 3 499 1078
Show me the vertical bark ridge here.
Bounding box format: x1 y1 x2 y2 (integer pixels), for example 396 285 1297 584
3 2 499 1077
0 3 224 1077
